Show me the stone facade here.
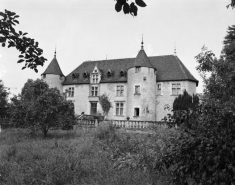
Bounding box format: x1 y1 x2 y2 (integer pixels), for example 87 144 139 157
42 74 64 93
42 45 198 121
63 80 196 121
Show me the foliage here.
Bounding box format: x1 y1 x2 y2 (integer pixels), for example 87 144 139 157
99 93 112 118
171 90 199 127
227 0 235 9
114 0 235 17
0 128 168 185
9 95 26 127
95 124 179 184
114 0 146 17
173 90 199 111
9 79 75 136
156 25 235 184
0 9 47 72
0 80 9 119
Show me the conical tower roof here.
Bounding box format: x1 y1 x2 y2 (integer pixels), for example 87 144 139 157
128 36 155 69
42 51 64 76
134 49 155 68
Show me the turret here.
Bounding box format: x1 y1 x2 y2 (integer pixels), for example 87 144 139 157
41 49 65 93
126 37 157 121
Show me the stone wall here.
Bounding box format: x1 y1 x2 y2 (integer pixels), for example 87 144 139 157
63 80 196 121
127 67 156 121
156 80 197 121
42 74 64 93
64 84 89 115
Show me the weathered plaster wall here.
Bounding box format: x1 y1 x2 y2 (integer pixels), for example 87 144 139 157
99 83 127 120
64 83 127 119
127 67 156 121
155 80 197 121
63 84 89 115
63 79 196 121
42 74 64 93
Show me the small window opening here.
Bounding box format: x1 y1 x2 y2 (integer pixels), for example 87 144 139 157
135 67 141 73
134 85 140 95
134 108 140 117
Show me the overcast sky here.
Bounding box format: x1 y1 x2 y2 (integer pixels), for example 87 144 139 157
0 0 234 95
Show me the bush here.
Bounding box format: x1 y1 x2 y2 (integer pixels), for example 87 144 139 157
95 121 118 143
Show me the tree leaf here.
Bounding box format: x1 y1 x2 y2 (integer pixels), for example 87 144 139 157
19 55 24 58
34 68 38 73
130 3 138 16
2 43 5 47
123 3 130 14
17 59 24 63
0 36 6 43
22 66 26 70
135 0 147 7
13 20 19 24
115 2 123 12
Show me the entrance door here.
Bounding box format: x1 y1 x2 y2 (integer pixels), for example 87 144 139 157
90 102 97 115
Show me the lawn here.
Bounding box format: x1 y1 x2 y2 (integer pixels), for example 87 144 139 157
0 124 177 185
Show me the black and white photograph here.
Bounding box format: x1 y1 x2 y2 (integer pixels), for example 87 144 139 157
0 0 235 184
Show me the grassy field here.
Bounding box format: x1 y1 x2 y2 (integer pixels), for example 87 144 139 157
0 125 177 185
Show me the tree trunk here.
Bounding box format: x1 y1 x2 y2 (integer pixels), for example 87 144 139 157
43 127 48 137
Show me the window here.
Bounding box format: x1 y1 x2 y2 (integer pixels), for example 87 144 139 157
134 107 140 117
68 87 74 97
116 102 124 116
135 85 140 95
135 67 141 73
92 74 98 83
157 84 161 95
83 72 88 78
90 102 97 115
172 83 181 95
120 70 125 77
91 86 98 96
116 85 124 96
107 70 112 77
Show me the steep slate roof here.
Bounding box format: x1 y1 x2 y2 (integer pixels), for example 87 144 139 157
128 49 155 69
41 56 64 76
63 55 198 86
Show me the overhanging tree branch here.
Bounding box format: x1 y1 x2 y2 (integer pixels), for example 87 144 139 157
0 9 47 72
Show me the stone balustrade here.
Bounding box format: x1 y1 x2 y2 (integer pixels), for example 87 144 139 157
74 119 169 130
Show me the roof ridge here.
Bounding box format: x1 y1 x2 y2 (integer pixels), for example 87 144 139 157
82 55 176 63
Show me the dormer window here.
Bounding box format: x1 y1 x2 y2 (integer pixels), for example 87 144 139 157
92 74 99 83
72 73 79 80
135 67 141 73
83 72 88 78
120 70 125 77
107 70 112 77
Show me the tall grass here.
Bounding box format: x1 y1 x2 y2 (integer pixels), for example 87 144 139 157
0 125 177 185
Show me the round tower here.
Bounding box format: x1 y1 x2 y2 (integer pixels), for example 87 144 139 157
41 50 65 93
127 38 156 121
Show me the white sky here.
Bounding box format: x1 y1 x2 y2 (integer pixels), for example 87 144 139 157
0 0 234 96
